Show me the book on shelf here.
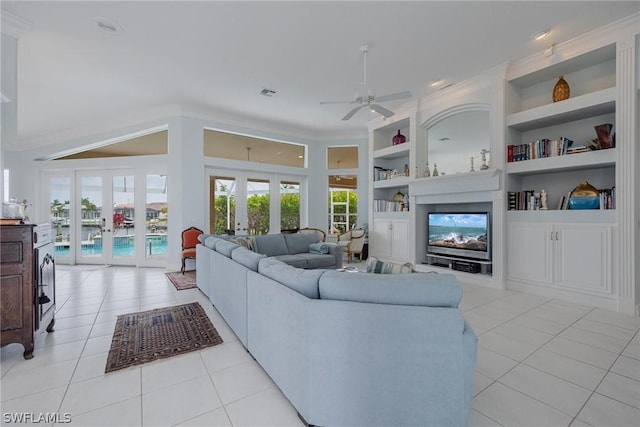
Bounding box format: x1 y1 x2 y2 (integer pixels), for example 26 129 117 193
510 188 616 211
373 199 406 212
507 137 573 162
507 190 540 210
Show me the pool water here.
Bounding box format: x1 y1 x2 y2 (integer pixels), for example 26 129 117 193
55 235 167 257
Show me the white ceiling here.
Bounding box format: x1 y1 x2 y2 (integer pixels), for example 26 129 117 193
2 1 638 151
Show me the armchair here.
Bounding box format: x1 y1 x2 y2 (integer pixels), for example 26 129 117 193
337 229 366 263
181 226 203 273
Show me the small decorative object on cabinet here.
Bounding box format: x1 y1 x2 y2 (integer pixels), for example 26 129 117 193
393 191 404 203
480 149 490 170
469 157 476 172
594 123 614 149
432 163 439 177
552 76 570 102
540 189 548 210
423 163 431 177
392 129 407 145
404 163 410 177
392 130 406 145
568 181 600 210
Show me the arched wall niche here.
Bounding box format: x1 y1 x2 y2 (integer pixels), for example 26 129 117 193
419 103 491 177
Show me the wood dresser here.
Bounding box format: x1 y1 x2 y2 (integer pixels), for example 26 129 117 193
1 224 36 359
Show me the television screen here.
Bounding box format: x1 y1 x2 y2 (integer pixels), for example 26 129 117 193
427 212 489 260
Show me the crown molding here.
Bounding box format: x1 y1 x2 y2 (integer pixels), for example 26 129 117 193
1 11 33 38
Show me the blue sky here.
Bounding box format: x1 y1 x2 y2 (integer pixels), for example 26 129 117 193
429 213 487 228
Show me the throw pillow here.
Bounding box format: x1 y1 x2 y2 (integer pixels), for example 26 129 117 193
366 256 414 274
232 236 255 252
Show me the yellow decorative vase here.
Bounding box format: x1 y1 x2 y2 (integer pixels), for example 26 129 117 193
553 76 570 102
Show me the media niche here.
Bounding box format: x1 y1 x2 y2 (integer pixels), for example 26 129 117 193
426 212 492 274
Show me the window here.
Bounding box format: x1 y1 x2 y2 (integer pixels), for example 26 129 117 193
327 146 359 234
204 129 305 167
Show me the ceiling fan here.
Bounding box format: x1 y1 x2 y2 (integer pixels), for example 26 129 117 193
321 45 412 121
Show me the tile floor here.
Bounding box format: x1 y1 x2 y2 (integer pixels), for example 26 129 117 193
1 265 639 426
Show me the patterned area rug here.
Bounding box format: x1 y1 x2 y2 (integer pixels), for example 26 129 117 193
105 302 223 373
165 270 197 290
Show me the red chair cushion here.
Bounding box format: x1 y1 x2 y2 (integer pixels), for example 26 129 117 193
182 248 196 258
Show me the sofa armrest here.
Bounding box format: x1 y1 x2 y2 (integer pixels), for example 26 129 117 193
326 243 344 269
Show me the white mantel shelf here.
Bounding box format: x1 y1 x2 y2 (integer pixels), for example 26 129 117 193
410 169 501 204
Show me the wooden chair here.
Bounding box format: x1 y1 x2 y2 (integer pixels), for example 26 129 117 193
181 226 203 274
338 229 366 263
298 227 326 242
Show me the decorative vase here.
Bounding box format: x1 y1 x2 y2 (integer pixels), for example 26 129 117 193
553 76 570 102
432 163 439 177
392 130 406 146
594 123 614 149
423 163 431 178
568 181 600 210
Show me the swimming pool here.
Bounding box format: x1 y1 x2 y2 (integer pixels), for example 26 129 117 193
54 235 167 257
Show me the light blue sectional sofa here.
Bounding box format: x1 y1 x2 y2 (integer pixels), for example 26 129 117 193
196 235 477 427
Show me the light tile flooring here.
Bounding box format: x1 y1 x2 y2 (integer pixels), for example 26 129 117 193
1 265 639 427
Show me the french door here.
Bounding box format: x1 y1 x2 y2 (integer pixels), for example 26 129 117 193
45 170 167 266
207 169 305 236
76 170 136 265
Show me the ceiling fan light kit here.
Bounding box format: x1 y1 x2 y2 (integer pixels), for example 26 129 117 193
321 45 412 121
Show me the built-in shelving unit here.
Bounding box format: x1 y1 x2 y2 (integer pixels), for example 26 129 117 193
505 43 617 214
369 113 417 262
504 41 622 310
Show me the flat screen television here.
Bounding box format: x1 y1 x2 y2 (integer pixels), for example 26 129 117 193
427 212 490 261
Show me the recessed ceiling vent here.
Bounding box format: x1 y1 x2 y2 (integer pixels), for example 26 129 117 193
94 16 123 35
260 88 276 97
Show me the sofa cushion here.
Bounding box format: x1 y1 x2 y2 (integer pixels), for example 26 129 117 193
271 254 308 269
296 253 337 269
204 236 222 249
284 233 319 254
231 247 266 271
366 256 414 274
253 234 289 256
258 257 326 299
215 239 240 257
318 270 462 308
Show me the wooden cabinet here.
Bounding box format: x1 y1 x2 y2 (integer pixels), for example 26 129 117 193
372 216 410 262
507 221 612 296
1 224 35 359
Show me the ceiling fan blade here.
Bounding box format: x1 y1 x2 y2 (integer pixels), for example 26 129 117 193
341 105 365 121
320 100 357 105
369 103 395 118
375 90 412 103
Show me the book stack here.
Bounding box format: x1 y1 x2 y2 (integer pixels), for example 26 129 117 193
507 191 542 210
507 137 573 162
373 199 405 212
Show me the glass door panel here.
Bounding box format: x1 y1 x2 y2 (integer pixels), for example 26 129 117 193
145 174 168 261
246 178 270 235
49 175 72 262
111 174 135 263
77 174 105 263
280 181 300 232
210 176 237 235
